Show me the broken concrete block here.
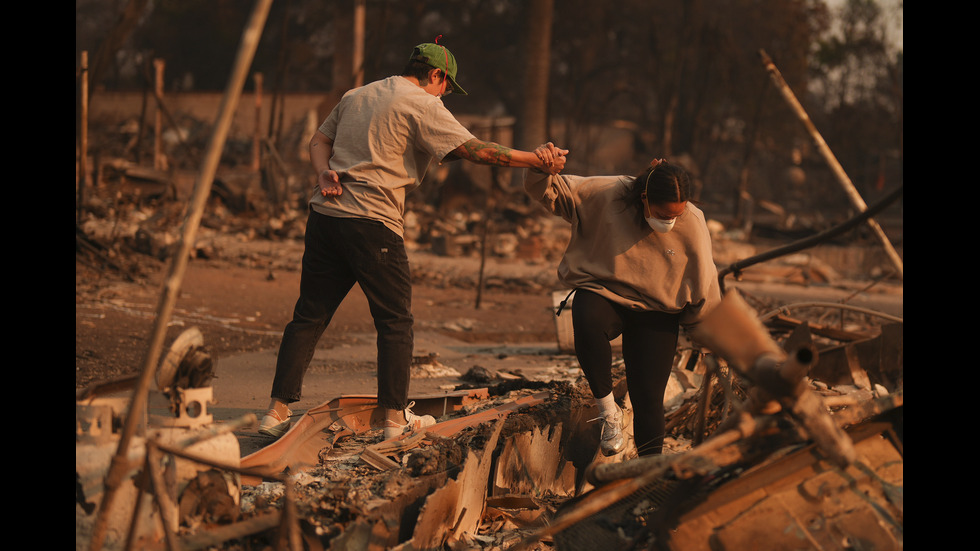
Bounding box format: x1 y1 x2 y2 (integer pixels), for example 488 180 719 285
76 393 242 551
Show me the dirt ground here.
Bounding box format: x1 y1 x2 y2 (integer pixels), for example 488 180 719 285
75 237 562 392
75 220 904 399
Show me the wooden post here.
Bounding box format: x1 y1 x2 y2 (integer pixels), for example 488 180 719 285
252 72 263 172
475 119 499 310
758 50 903 280
353 0 365 88
153 58 165 171
87 2 275 549
78 51 89 225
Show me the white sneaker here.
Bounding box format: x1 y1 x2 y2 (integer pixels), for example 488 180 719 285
382 401 436 440
598 407 627 456
258 408 293 438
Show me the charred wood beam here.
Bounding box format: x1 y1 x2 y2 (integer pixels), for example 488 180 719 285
693 291 858 467
587 390 901 488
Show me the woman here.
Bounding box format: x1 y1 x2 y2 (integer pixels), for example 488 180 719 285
526 143 721 457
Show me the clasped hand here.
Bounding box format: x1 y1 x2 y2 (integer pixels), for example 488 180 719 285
535 142 569 175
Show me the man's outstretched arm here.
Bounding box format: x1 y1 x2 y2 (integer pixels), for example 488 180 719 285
447 139 566 174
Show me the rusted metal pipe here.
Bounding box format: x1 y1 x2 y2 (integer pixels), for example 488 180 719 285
717 184 903 294
759 302 903 324
178 512 282 550
586 411 767 486
693 291 857 467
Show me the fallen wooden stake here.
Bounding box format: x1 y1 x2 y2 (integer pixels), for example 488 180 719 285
89 3 276 548
178 511 281 550
758 49 903 280
361 432 427 470
360 448 401 471
693 290 857 466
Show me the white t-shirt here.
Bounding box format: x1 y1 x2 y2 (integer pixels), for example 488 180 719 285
311 76 476 236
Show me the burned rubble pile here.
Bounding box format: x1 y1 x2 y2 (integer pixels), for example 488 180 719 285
76 113 569 295
76 169 569 299
77 283 902 550
77 118 901 550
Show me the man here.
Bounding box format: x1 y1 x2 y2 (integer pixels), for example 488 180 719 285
259 42 565 440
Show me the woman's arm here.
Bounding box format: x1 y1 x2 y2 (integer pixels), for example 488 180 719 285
523 147 577 223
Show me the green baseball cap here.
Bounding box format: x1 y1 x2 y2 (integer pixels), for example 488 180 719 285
409 42 468 96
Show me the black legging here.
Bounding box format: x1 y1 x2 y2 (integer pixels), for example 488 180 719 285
571 289 680 456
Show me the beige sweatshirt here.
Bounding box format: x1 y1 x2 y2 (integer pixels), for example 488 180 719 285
524 168 721 328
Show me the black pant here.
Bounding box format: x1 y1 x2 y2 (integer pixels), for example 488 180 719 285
572 289 680 456
271 211 414 410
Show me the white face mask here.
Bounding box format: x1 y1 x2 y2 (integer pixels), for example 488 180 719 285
645 216 676 233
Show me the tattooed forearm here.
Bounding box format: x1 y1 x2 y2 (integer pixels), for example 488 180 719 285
459 139 515 166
